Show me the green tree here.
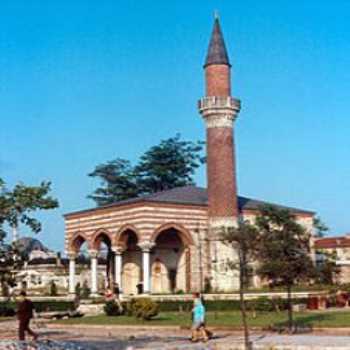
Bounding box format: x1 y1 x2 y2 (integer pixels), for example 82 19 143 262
220 221 259 350
88 134 205 206
315 250 340 285
313 216 329 238
0 177 58 290
88 159 139 205
255 205 316 333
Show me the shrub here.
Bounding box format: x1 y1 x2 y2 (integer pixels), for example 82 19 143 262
204 277 212 293
49 281 58 296
104 300 123 316
0 300 75 314
32 301 75 312
128 298 159 320
81 280 90 299
0 303 15 317
247 297 274 312
155 297 309 313
1 282 10 298
75 282 81 297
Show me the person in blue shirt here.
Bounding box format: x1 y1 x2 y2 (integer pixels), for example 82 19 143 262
191 292 209 342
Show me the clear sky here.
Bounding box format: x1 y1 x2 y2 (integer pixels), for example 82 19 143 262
1 0 349 252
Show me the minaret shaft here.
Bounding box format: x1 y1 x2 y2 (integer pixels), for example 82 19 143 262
199 17 240 228
206 126 238 220
205 64 231 96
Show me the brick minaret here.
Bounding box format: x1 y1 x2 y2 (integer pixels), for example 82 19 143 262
198 17 241 230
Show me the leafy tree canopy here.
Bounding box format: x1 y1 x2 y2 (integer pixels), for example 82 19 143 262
88 134 205 206
255 205 316 332
0 177 58 288
255 205 315 287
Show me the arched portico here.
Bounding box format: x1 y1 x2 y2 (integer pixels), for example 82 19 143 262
150 224 193 293
118 229 142 295
69 232 90 253
67 232 90 295
90 230 113 295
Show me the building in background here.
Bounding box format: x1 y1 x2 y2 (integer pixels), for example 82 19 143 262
315 234 350 284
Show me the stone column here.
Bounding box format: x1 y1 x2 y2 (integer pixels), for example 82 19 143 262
89 250 99 296
112 246 124 290
138 242 155 294
68 252 76 295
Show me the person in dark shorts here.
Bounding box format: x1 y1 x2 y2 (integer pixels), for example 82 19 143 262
191 292 209 342
113 283 120 299
17 291 38 341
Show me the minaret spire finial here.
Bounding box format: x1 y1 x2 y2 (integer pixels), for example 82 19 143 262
214 10 219 19
204 15 231 68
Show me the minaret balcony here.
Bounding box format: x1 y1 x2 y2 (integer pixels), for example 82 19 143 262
198 96 240 112
198 97 241 122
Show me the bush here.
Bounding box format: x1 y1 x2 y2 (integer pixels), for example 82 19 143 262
32 301 75 312
49 281 58 296
247 297 274 312
104 300 123 316
0 303 15 317
75 282 81 297
154 297 309 313
1 282 10 298
127 298 159 320
0 300 75 314
81 280 90 299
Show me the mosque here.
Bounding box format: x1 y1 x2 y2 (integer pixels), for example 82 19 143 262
64 18 315 296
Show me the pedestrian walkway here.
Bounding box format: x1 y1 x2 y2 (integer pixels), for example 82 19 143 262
2 320 350 349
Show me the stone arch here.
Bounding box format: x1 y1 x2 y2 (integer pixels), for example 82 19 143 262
151 223 195 246
69 232 90 253
91 228 113 250
116 225 142 295
150 223 194 293
114 224 141 247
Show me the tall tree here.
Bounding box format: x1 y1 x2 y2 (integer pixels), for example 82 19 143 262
315 250 340 285
88 134 205 206
87 159 139 206
255 205 316 333
0 177 58 292
221 221 259 350
312 217 339 285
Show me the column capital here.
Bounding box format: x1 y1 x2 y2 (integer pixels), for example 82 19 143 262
67 251 77 260
138 242 155 253
89 249 99 259
111 246 125 255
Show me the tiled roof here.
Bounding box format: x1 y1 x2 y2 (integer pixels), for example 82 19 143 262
315 236 350 249
64 185 314 217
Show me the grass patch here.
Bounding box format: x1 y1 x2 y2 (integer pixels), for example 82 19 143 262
54 310 350 328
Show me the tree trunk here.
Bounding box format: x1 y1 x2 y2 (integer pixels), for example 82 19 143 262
239 252 251 350
287 284 293 333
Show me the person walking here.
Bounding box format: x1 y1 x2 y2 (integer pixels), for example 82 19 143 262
17 291 38 341
113 283 120 300
191 292 209 343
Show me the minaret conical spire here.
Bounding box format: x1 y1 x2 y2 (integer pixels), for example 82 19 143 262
204 16 231 68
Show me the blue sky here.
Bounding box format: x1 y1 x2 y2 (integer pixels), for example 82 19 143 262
0 0 349 252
